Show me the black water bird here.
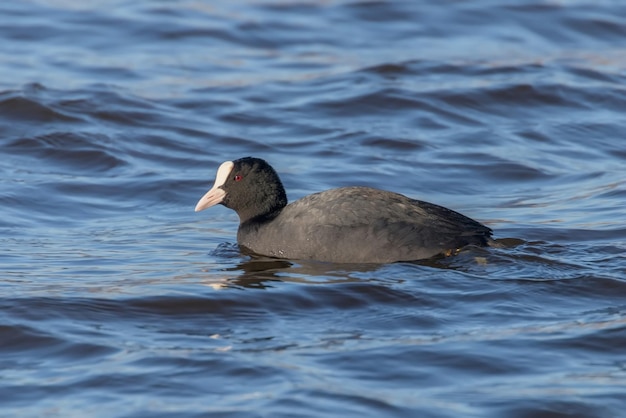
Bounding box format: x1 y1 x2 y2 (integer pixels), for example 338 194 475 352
195 157 494 263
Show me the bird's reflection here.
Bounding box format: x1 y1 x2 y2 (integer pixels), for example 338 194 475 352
208 237 525 289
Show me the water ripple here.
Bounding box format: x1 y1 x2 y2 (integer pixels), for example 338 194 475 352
1 1 626 417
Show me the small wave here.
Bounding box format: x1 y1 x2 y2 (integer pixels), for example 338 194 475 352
7 131 126 172
0 93 83 124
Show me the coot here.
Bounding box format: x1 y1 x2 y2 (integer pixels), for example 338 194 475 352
195 157 494 263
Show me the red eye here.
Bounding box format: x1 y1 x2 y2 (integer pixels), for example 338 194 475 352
234 174 243 182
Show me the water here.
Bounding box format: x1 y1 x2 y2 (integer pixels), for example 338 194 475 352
1 1 626 417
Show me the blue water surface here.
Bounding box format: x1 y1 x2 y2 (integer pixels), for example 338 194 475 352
1 1 625 417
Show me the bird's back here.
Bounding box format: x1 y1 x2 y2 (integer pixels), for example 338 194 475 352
238 187 492 263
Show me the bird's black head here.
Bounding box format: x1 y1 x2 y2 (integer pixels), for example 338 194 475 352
195 157 288 224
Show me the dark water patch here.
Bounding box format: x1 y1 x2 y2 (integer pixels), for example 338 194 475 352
562 63 626 85
305 87 428 118
272 388 413 418
597 186 626 200
484 83 589 109
433 82 593 124
317 130 429 155
512 227 626 243
441 155 553 182
7 131 125 172
544 121 626 156
0 92 83 124
0 322 116 372
0 324 66 354
59 89 170 127
361 136 428 151
218 111 282 129
493 2 626 47
486 397 618 418
561 10 626 43
543 316 626 354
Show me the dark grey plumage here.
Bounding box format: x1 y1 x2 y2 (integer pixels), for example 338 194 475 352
195 157 493 263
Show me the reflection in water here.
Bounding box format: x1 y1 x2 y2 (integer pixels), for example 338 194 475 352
222 256 379 288
210 237 530 288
